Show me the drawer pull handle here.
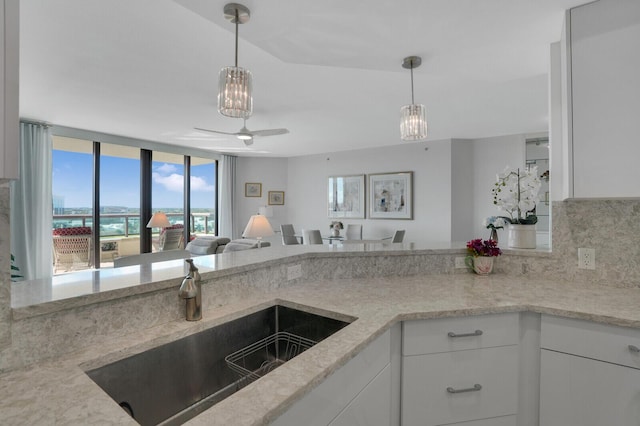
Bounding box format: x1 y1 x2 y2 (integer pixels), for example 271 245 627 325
447 330 483 338
629 345 640 353
447 384 482 394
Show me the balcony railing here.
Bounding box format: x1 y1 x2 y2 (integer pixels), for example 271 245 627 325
53 212 215 237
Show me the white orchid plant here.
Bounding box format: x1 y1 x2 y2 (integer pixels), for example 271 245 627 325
491 166 541 225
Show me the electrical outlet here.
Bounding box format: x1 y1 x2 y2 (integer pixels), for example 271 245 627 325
287 264 302 280
578 248 595 270
455 257 468 269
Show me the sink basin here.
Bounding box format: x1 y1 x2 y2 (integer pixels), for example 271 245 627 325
86 305 352 426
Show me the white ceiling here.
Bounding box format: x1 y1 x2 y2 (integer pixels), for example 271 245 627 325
20 0 588 157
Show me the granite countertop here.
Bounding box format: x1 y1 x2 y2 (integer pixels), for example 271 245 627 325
2 271 639 426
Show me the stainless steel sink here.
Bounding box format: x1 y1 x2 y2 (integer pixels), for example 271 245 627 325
86 305 352 426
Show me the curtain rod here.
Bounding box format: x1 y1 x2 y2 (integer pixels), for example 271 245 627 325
20 118 52 127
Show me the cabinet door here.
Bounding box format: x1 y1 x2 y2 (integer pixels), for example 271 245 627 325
540 349 640 425
329 364 391 426
273 330 390 426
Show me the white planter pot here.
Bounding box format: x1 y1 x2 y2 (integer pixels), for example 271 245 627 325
507 224 536 249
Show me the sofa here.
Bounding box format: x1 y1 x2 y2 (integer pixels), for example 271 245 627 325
185 236 231 255
222 239 271 252
185 236 270 255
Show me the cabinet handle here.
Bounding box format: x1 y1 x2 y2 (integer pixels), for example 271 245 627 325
447 384 482 394
447 330 483 338
629 345 640 353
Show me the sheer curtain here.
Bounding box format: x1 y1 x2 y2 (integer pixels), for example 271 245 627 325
218 154 237 239
10 122 53 280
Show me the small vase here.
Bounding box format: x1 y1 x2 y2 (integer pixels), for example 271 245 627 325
507 224 536 249
331 228 340 237
465 256 494 276
489 228 498 243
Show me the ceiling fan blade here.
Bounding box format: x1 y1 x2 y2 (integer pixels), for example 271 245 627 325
250 128 290 137
194 127 238 136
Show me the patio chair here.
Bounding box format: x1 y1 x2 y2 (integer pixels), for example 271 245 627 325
52 227 93 273
159 225 185 251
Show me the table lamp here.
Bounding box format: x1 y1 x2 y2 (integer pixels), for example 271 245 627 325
242 214 274 248
146 211 171 231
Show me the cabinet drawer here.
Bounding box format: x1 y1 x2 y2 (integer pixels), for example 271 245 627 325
541 315 640 369
403 313 519 355
402 345 519 426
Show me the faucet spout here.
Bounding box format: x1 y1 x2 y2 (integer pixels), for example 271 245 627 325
179 259 202 321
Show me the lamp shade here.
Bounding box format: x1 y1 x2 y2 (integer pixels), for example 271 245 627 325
242 214 274 239
400 104 428 141
146 212 171 228
218 66 253 118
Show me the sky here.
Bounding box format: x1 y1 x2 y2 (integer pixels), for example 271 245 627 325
52 150 216 209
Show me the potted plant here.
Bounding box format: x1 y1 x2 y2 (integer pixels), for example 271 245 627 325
330 221 344 237
491 166 541 248
465 238 502 275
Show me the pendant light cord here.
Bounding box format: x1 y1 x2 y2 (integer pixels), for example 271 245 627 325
410 59 415 104
234 9 239 67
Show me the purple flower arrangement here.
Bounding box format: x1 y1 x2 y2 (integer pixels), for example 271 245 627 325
466 238 502 257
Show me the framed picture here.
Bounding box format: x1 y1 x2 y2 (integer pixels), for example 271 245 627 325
268 191 285 205
328 175 365 218
369 172 413 219
245 182 262 197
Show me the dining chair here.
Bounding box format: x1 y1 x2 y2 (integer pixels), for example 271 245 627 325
280 224 300 245
345 224 362 240
302 229 323 245
392 230 406 243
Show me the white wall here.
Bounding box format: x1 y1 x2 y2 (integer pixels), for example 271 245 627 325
236 135 533 246
286 140 453 245
235 157 288 245
451 139 474 242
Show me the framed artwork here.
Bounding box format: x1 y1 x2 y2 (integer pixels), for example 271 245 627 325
369 172 413 219
245 182 262 197
328 174 365 218
268 191 285 205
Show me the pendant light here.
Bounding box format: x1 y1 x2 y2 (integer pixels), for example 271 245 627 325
400 56 428 141
218 3 253 118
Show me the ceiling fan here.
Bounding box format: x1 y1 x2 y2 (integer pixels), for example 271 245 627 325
195 120 289 146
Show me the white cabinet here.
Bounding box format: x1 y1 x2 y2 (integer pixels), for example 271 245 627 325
567 0 640 197
0 0 19 179
540 315 640 425
272 328 393 426
328 364 391 426
402 313 520 426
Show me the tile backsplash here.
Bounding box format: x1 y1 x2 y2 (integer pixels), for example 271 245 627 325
551 199 640 287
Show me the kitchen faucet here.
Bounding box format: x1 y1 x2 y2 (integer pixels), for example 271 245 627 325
178 259 202 321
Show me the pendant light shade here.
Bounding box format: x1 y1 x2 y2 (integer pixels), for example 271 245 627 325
218 3 253 119
400 56 428 141
218 66 253 118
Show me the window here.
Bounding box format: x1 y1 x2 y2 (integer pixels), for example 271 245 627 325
190 157 217 235
50 133 218 274
100 143 141 264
